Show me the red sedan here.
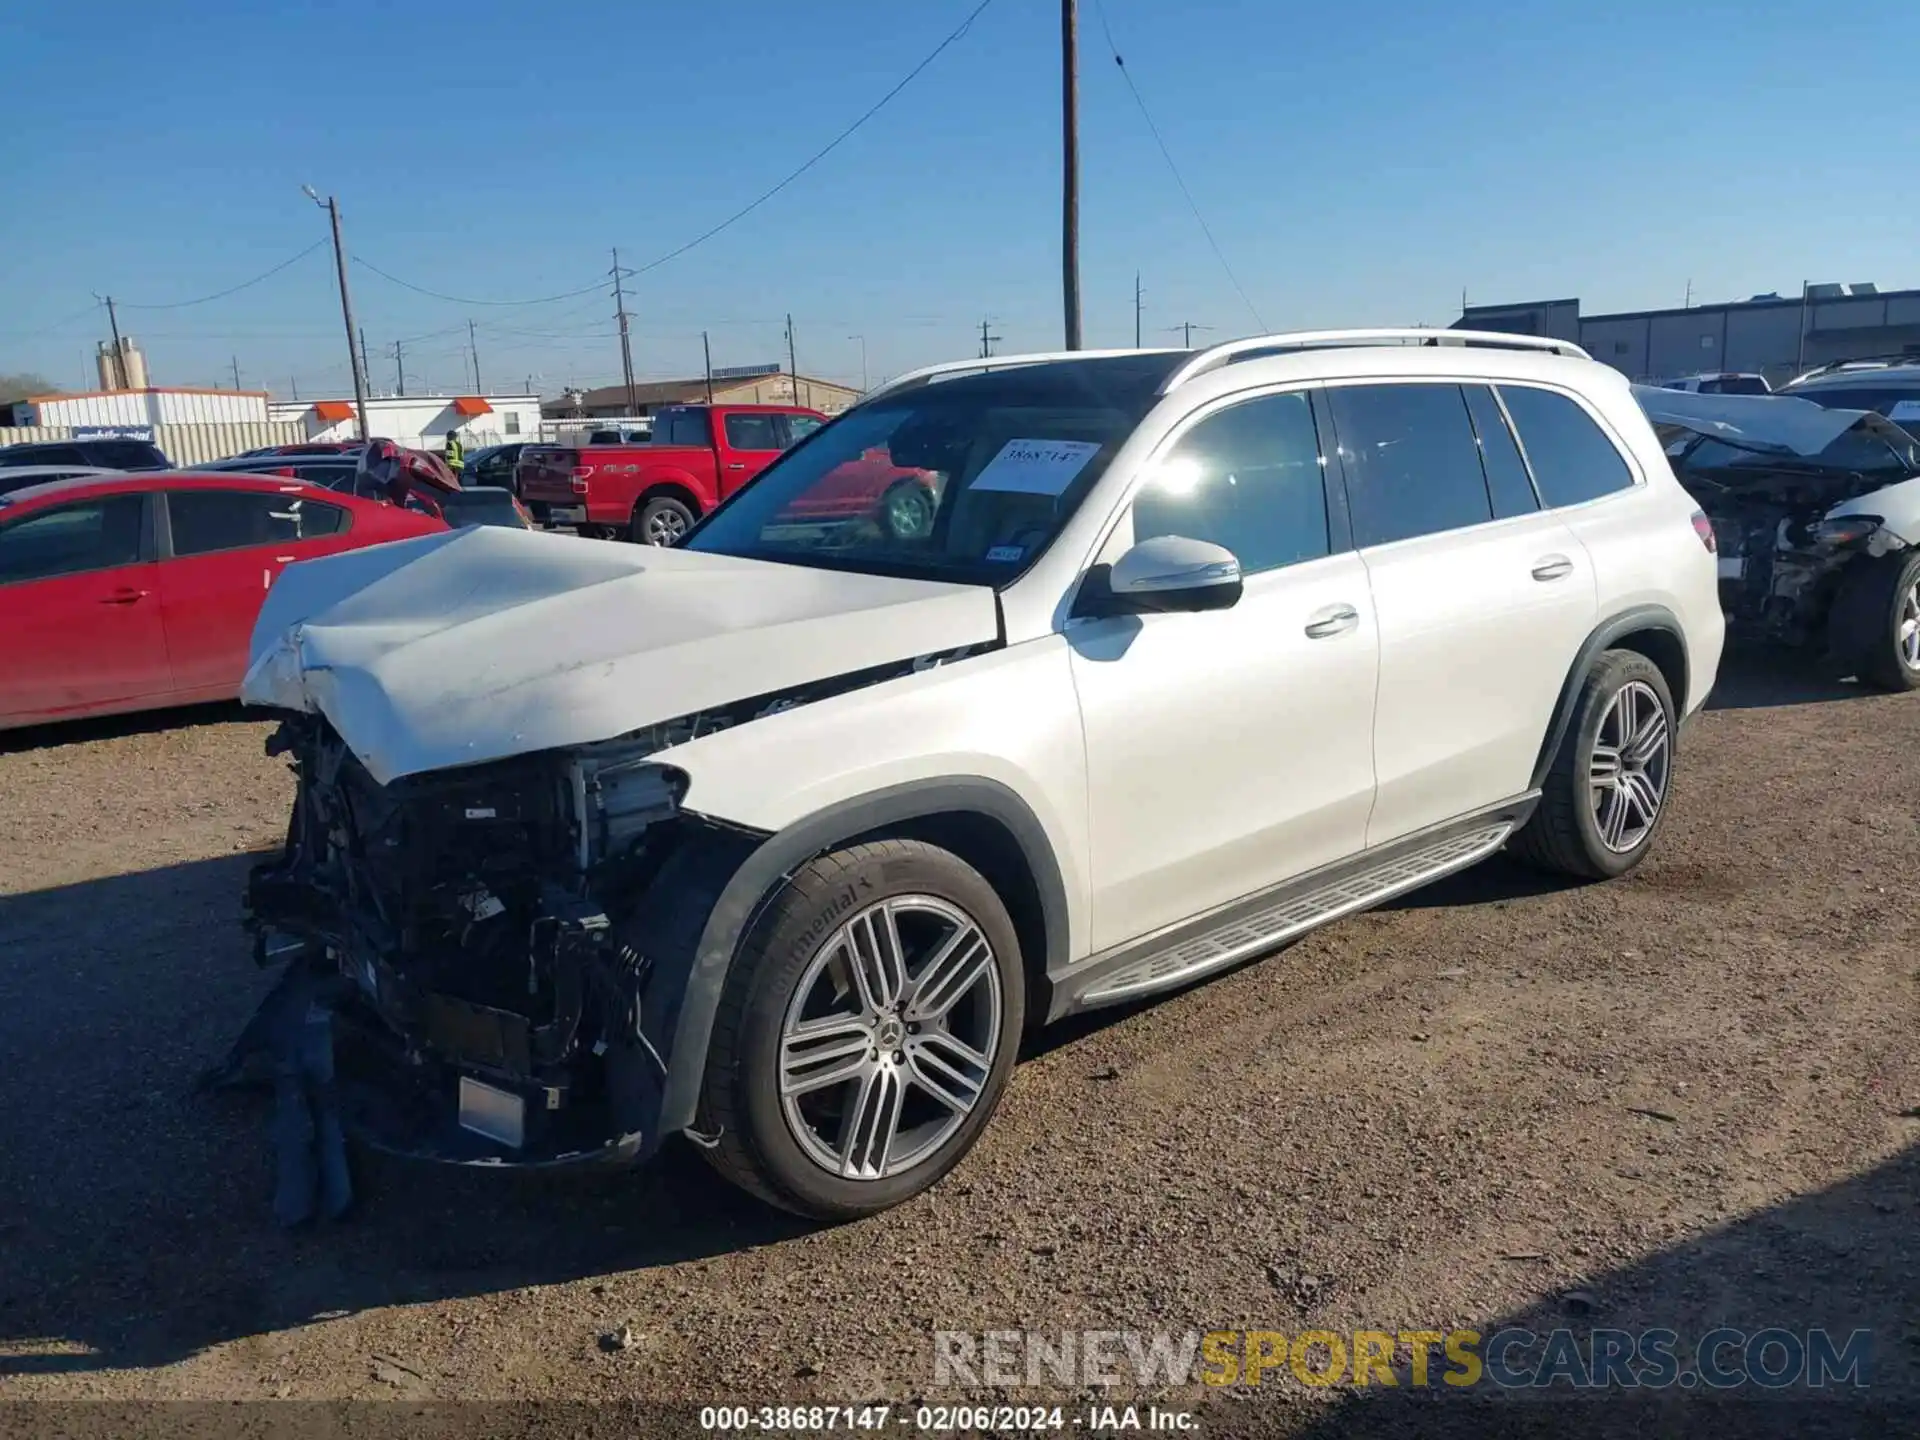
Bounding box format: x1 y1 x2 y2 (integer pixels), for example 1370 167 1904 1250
0 471 446 729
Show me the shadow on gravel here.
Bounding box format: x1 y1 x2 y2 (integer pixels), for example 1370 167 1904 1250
1210 1141 1919 1439
0 853 808 1378
0 700 251 753
1379 852 1579 912
1704 649 1866 712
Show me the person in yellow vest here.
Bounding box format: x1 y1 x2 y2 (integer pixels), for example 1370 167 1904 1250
444 427 466 479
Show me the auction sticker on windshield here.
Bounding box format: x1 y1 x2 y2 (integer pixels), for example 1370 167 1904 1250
1888 400 1920 422
971 438 1103 496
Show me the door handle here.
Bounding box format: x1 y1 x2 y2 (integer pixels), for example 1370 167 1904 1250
725 462 747 470
101 587 149 605
1531 554 1575 582
1304 603 1360 639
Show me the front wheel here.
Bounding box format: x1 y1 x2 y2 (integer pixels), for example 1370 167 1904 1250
633 494 695 546
697 839 1024 1220
1827 551 1920 692
881 479 935 541
1510 649 1677 880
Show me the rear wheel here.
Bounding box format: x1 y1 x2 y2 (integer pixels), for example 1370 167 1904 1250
697 840 1024 1220
1827 551 1920 692
1510 649 1676 880
633 494 695 546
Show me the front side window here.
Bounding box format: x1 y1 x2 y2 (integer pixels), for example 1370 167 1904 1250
167 490 347 556
783 414 825 446
1130 391 1329 575
684 390 1143 584
1327 383 1493 548
0 495 145 584
724 413 782 451
1498 386 1636 507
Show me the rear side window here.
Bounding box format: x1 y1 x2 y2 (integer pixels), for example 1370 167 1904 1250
1133 391 1330 575
1326 383 1493 548
659 411 710 447
1462 386 1539 519
167 490 347 555
1499 386 1637 507
0 496 146 584
5 444 87 467
89 440 168 469
724 413 782 450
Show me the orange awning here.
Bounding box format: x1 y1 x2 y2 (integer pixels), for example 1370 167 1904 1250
313 400 356 422
451 396 492 416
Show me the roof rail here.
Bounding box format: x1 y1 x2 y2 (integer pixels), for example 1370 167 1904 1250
1792 353 1920 381
857 349 1182 407
1158 328 1591 394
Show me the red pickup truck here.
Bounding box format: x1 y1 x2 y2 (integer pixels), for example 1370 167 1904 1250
518 403 825 544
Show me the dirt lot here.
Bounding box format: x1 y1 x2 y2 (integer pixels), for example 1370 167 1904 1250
1 656 1916 1435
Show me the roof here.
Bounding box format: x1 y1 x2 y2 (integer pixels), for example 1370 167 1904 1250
0 469 350 510
25 385 272 403
552 374 858 410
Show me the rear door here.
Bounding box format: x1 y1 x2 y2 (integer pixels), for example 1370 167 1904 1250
717 410 786 498
0 493 172 722
1324 380 1598 846
155 488 354 696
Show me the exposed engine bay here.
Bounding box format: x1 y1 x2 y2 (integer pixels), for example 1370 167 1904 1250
233 642 989 1172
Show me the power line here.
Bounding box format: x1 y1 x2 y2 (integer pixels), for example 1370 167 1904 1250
1 300 105 340
118 239 330 310
345 0 995 308
1090 0 1264 329
351 256 611 308
625 0 997 281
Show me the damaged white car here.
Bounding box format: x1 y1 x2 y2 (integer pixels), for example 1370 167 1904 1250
1636 385 1920 689
239 331 1723 1219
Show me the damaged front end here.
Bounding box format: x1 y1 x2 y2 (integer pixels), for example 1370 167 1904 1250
1705 487 1907 647
242 712 722 1168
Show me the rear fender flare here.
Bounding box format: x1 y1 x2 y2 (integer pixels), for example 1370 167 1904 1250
656 778 1069 1133
1530 605 1689 790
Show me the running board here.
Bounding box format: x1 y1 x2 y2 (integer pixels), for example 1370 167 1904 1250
1056 808 1526 1015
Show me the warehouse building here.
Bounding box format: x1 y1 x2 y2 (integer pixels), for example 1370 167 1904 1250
1456 282 1920 388
545 365 861 421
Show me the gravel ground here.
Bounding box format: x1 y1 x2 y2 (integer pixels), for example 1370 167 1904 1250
1 658 1916 1436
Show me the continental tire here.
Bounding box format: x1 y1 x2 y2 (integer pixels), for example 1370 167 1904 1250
1510 649 1677 880
697 839 1024 1220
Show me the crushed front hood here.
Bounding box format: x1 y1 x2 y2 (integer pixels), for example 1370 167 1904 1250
1633 384 1914 463
242 526 1001 784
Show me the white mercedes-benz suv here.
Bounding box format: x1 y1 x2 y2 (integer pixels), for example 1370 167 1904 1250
235 330 1725 1218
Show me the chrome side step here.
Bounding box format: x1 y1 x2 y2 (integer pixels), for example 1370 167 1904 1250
1075 820 1515 1007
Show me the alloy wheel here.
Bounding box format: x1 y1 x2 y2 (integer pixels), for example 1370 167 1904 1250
1587 679 1670 853
778 895 1002 1181
1899 578 1920 671
644 508 688 545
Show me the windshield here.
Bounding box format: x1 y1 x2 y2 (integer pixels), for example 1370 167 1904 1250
683 389 1142 583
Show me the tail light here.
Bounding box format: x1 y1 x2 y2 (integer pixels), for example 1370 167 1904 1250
570 464 593 495
1689 510 1716 553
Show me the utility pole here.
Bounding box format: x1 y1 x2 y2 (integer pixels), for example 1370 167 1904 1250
1061 0 1082 349
1134 272 1143 348
231 355 242 390
359 327 372 394
468 318 483 394
979 318 1002 359
1796 279 1810 371
702 331 715 404
786 313 805 408
611 248 637 415
1167 321 1212 349
1683 279 1692 310
96 295 127 388
848 334 867 391
292 376 299 402
391 340 405 397
303 186 371 440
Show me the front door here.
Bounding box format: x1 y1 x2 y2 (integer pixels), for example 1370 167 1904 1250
1068 389 1380 953
0 493 172 723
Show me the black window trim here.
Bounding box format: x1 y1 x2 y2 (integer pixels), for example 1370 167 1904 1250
155 486 351 559
1493 381 1646 509
1087 380 1354 578
0 491 158 586
1466 383 1544 512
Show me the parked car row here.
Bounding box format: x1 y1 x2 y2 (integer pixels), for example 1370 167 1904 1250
234 329 1730 1221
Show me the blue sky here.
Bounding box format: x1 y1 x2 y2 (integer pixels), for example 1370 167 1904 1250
3 0 1914 399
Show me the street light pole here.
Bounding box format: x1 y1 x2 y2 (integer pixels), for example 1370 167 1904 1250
304 186 371 440
1061 0 1083 350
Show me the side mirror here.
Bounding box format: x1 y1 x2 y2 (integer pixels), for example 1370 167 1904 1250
1080 534 1243 616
